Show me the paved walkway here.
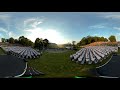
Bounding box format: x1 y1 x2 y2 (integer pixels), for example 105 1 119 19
0 55 26 78
96 55 120 77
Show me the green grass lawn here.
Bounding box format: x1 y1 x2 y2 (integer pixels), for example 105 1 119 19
28 50 112 78
0 47 6 55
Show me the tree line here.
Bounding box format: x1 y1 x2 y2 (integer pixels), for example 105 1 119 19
1 35 117 49
77 35 116 46
1 36 49 50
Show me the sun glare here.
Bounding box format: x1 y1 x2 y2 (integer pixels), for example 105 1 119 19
25 27 67 44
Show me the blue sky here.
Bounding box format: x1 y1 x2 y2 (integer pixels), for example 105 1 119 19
0 12 120 44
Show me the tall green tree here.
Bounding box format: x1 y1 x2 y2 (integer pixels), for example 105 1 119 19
34 38 43 50
43 39 49 49
34 38 40 48
72 41 76 46
14 39 18 43
104 38 108 42
1 38 6 43
18 36 33 46
18 36 25 45
39 38 44 50
108 35 116 42
9 37 14 44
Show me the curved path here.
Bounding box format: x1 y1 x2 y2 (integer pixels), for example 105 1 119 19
96 55 120 78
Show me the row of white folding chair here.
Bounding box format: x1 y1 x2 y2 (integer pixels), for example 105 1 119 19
77 49 86 62
73 49 85 60
71 46 118 64
89 49 95 62
4 46 40 59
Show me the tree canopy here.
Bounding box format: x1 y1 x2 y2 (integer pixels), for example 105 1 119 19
77 36 109 46
9 37 15 44
18 36 33 46
1 36 50 48
34 38 49 50
108 35 116 42
1 38 6 43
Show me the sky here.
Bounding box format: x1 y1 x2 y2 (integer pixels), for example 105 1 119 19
0 12 120 44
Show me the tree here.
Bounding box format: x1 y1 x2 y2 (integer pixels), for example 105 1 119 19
1 38 6 43
34 38 40 48
6 39 9 42
77 35 110 46
14 39 18 43
108 35 116 42
80 37 87 45
34 38 43 50
86 36 92 44
39 38 44 50
100 37 105 41
34 38 49 50
18 36 25 45
72 41 76 46
28 40 33 46
93 36 98 42
9 37 14 44
104 38 108 42
43 39 49 49
18 36 33 46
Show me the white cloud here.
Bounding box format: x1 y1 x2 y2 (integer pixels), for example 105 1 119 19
8 31 19 39
93 34 98 36
0 14 11 24
24 27 69 44
0 27 8 33
104 15 120 19
24 18 43 28
8 32 12 37
89 24 105 29
113 27 120 31
31 21 42 28
0 14 12 31
98 13 120 19
0 27 19 39
0 14 11 20
24 18 36 25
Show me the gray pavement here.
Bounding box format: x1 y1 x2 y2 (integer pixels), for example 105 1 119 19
96 55 120 77
0 55 26 78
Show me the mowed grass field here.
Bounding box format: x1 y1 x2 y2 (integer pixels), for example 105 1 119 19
28 50 112 78
0 47 112 78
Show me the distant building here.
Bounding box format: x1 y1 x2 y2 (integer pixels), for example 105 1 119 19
65 46 73 50
48 43 58 49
